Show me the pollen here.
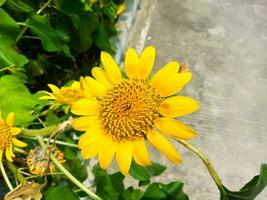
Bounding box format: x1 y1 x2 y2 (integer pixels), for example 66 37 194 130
0 125 12 150
99 79 162 142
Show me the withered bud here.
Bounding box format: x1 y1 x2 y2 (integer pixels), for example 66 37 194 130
26 145 65 175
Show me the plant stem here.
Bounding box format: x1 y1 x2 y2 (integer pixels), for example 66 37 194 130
0 162 13 190
37 0 53 14
22 125 58 137
37 137 102 200
15 0 53 43
175 138 224 192
0 64 15 72
6 162 25 184
22 119 72 137
22 136 78 148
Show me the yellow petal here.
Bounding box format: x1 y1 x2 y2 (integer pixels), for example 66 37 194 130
71 99 99 116
72 116 97 131
71 81 80 89
147 129 182 163
6 112 15 127
159 96 200 117
83 77 106 97
80 142 99 159
78 125 102 149
150 61 180 84
11 127 21 135
155 118 196 139
133 139 151 166
12 138 27 147
135 46 156 79
9 144 15 157
101 51 122 84
152 72 192 97
116 141 133 176
48 84 60 94
0 150 3 163
39 96 56 100
5 149 13 162
98 136 118 169
124 48 139 78
92 67 112 89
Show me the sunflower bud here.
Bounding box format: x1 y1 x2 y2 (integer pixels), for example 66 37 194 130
26 145 65 175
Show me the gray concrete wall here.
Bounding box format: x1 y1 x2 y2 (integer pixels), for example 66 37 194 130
125 0 267 199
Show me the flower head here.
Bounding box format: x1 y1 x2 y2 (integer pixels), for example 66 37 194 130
27 145 65 175
40 81 86 105
71 46 200 175
0 112 27 163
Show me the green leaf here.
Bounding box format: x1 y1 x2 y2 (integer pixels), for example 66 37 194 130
4 0 34 12
44 185 79 200
0 8 28 68
122 187 144 200
93 21 115 52
130 161 166 182
221 163 267 200
65 153 88 182
141 182 188 200
0 0 6 6
0 44 28 68
0 75 43 126
93 165 124 200
0 8 19 44
55 0 98 53
27 13 70 52
102 2 118 22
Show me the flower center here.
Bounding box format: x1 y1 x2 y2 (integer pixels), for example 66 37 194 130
59 88 83 103
0 125 12 150
99 79 162 142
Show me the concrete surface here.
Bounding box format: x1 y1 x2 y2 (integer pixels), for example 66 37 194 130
125 0 267 199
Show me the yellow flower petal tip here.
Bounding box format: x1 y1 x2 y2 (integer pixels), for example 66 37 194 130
71 46 199 175
0 112 26 163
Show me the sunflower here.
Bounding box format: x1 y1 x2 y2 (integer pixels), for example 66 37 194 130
40 81 86 105
0 112 27 163
71 46 200 175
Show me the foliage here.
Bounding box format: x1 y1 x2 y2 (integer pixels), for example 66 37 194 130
221 164 267 200
0 0 122 91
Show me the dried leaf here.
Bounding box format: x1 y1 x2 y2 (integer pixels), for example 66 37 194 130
4 182 45 200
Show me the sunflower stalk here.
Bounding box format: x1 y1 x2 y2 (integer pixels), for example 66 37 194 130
22 136 78 148
37 136 102 200
175 138 224 192
0 162 14 190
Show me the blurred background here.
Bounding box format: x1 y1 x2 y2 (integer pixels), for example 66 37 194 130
125 0 267 199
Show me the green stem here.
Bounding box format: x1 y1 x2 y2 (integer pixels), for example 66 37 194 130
6 162 25 183
0 162 13 190
37 137 102 200
175 138 224 192
22 136 78 148
22 119 72 137
37 0 53 14
0 64 15 72
15 0 53 43
22 125 58 137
